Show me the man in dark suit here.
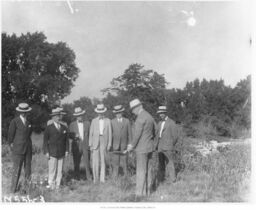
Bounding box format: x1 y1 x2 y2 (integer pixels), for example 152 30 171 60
43 108 69 190
156 106 180 183
111 105 132 177
8 103 33 193
126 99 156 196
69 107 92 180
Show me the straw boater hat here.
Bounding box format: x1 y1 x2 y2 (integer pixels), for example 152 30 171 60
57 107 66 115
16 103 32 112
157 106 167 114
129 99 142 110
50 108 62 116
95 104 107 113
113 105 125 114
73 107 85 116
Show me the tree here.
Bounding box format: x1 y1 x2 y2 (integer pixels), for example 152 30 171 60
102 63 168 119
2 32 80 138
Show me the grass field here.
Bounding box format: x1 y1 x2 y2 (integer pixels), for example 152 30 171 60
1 132 251 202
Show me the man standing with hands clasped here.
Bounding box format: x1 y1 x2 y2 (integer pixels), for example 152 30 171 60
111 105 132 177
69 107 92 180
89 104 112 183
126 99 156 197
44 108 69 190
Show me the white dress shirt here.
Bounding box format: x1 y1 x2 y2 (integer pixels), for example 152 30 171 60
54 122 60 130
99 118 104 135
159 116 168 138
20 115 26 125
77 121 84 141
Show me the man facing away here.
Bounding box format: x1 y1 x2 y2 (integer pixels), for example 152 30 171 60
8 103 33 193
89 104 112 183
111 105 132 177
69 107 92 180
156 106 180 183
43 108 69 190
126 99 157 197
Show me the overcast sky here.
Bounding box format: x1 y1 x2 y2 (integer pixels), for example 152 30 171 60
2 0 252 103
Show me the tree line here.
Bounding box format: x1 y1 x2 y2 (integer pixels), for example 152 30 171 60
1 32 251 141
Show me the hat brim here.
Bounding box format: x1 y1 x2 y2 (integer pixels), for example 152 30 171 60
16 107 32 112
95 108 107 113
73 110 86 116
157 110 167 114
113 108 125 113
50 112 61 116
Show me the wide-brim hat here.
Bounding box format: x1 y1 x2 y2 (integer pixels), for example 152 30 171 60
113 105 125 113
129 99 142 110
50 108 62 116
73 107 86 116
95 104 107 113
16 103 32 112
157 106 167 114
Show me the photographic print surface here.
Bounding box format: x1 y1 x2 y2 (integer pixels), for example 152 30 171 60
1 0 252 203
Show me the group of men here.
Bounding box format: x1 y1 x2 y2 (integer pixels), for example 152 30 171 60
8 98 181 197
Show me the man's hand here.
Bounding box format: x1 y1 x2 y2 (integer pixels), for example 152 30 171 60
127 144 133 152
65 151 69 157
107 145 111 152
46 153 50 159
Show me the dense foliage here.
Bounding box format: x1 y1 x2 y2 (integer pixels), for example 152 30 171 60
1 32 250 140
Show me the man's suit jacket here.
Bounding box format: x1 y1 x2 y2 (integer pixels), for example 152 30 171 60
69 120 90 150
89 117 112 150
8 116 32 155
156 117 179 151
111 117 132 151
43 123 69 158
131 110 156 154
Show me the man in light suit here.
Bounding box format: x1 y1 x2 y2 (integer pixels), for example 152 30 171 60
69 107 92 180
89 104 112 183
126 99 156 196
44 108 69 190
111 105 132 177
8 103 33 193
156 106 180 183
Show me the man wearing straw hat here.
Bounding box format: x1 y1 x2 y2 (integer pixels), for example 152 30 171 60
156 106 180 183
111 105 132 178
126 99 156 196
43 108 69 190
47 106 67 127
89 104 112 183
69 107 92 180
8 103 33 193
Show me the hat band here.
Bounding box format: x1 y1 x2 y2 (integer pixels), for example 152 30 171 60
114 108 124 112
97 108 105 111
18 106 30 111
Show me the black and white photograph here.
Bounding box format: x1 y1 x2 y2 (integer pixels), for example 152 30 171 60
0 0 254 205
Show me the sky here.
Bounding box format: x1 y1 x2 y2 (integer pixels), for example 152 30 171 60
1 0 252 103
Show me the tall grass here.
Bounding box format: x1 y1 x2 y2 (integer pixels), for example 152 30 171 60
1 133 251 202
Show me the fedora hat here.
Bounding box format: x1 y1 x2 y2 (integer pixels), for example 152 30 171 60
73 107 86 116
50 108 62 116
157 106 167 114
16 103 32 112
95 104 107 113
113 105 125 113
129 99 142 110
